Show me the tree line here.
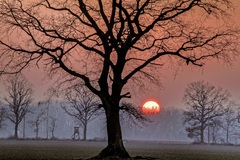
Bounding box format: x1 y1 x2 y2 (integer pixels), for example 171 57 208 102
183 81 240 144
0 74 101 140
1 74 240 145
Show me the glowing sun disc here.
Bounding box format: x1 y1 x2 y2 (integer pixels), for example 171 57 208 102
142 100 160 114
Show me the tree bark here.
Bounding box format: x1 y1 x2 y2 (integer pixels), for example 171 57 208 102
96 107 130 159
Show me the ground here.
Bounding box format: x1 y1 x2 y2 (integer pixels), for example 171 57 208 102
0 140 240 160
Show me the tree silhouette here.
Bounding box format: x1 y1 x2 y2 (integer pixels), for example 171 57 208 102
49 116 57 139
222 101 238 144
61 85 101 141
28 106 46 139
0 107 6 130
0 0 239 158
3 74 33 139
183 81 229 143
208 117 222 143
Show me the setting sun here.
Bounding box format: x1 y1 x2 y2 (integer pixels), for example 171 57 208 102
142 100 160 114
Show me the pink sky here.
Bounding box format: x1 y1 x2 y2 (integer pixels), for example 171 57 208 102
136 0 240 109
0 1 239 110
162 1 240 109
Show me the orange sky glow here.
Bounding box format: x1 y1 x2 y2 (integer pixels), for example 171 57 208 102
0 0 239 110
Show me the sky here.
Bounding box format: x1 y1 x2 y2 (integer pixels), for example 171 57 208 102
162 2 240 109
0 0 240 111
135 0 240 110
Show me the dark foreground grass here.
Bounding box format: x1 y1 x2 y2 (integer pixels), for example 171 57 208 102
0 140 104 160
126 141 240 160
0 140 240 160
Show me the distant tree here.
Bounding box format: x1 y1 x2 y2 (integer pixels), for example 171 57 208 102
222 102 238 144
3 74 33 139
0 0 239 158
0 107 6 130
61 85 101 141
183 81 229 143
233 111 240 143
49 116 57 139
160 108 186 140
208 118 222 143
28 105 46 139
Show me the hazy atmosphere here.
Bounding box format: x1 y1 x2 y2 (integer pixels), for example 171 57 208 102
0 0 240 159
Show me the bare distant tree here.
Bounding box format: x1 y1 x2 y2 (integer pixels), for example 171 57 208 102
0 0 239 158
208 118 222 143
28 106 46 139
61 85 101 141
183 81 229 143
222 101 238 144
49 116 57 139
4 74 33 139
0 107 6 130
208 102 238 144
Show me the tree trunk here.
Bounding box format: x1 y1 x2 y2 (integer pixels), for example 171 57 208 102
96 107 130 159
14 123 18 139
226 125 229 144
83 123 87 141
51 130 54 139
36 130 38 139
200 124 204 143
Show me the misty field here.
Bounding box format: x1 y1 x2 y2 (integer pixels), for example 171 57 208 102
0 140 240 160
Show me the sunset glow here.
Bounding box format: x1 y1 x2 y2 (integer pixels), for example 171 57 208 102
142 100 160 114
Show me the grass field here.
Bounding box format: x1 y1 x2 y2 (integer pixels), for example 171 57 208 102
0 140 240 160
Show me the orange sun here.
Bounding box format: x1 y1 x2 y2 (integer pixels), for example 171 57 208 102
142 100 160 114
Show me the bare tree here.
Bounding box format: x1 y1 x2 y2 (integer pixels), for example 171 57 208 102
0 0 239 158
61 85 101 141
49 116 57 139
0 107 6 130
208 118 222 143
208 102 238 144
222 101 238 144
3 74 33 139
183 81 229 143
28 106 46 139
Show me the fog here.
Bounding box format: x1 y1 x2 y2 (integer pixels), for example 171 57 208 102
2 100 240 145
0 102 188 142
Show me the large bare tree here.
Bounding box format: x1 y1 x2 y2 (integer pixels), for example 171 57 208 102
183 81 229 143
0 0 239 158
3 74 33 139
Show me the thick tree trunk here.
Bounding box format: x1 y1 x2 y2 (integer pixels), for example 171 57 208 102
96 107 130 159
